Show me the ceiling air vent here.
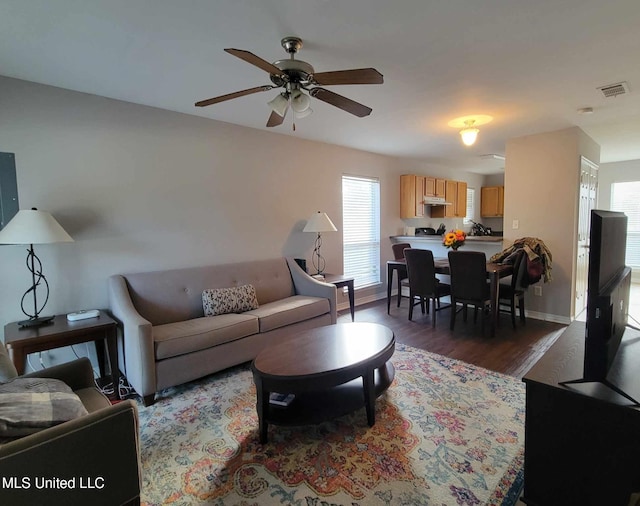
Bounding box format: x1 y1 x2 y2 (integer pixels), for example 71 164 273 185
597 81 630 98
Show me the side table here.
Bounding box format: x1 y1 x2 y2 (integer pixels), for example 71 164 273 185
4 312 120 398
323 274 355 321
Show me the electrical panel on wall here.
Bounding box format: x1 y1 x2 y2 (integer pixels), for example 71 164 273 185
0 152 19 230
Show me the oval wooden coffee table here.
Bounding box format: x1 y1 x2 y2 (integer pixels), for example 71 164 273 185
251 322 395 443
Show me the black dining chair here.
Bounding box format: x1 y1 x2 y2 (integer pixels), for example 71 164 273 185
404 248 451 327
448 250 492 332
392 242 411 308
498 249 528 328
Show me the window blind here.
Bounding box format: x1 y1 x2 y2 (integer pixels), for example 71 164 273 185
611 181 640 268
463 187 475 225
342 175 380 288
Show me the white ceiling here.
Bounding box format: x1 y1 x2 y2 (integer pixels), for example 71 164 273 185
2 0 640 175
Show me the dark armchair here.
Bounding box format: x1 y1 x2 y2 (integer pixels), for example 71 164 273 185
0 342 140 506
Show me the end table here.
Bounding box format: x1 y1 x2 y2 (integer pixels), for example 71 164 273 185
4 312 120 398
322 274 355 321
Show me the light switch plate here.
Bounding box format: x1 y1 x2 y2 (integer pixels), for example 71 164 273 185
512 219 519 229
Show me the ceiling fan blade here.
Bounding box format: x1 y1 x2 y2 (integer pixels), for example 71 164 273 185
312 68 383 86
266 109 286 127
309 88 372 117
225 48 283 76
195 85 273 107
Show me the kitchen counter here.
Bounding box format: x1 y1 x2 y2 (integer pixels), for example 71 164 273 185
390 235 503 243
390 235 504 259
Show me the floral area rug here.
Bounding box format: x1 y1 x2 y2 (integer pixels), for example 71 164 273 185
137 343 525 505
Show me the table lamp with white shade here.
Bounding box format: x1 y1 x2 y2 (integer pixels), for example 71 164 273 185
303 211 337 276
0 208 74 327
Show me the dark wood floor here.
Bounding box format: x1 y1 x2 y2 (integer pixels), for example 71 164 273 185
337 297 567 379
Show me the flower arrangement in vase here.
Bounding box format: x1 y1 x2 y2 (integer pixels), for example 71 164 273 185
443 229 467 250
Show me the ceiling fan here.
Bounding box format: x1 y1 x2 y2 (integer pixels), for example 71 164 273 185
195 36 384 128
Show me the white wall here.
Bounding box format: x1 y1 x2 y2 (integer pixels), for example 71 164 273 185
3 76 602 367
0 76 416 332
599 159 640 282
1 76 501 334
505 127 600 323
598 159 640 209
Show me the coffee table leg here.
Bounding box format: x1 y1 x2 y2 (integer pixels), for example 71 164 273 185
363 369 376 426
255 381 269 444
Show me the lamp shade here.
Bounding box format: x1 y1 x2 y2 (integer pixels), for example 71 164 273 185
0 209 73 245
295 107 313 119
268 93 289 117
291 90 311 114
303 211 337 233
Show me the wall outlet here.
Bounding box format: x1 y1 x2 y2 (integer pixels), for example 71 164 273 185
534 285 542 296
512 219 519 229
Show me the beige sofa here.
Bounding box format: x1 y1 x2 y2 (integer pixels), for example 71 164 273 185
108 257 336 405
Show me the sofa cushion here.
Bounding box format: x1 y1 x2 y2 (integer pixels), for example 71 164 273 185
244 295 330 333
202 284 259 316
154 314 259 360
0 378 88 440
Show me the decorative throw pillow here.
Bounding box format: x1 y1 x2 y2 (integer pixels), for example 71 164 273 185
0 377 89 440
202 284 259 316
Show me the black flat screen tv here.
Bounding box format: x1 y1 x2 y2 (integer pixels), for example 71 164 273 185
579 209 635 404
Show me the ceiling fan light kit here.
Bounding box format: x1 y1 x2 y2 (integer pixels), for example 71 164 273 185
268 93 289 117
196 36 383 128
291 89 311 114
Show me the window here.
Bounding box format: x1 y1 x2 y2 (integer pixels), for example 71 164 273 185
342 175 380 288
611 181 640 268
463 187 475 225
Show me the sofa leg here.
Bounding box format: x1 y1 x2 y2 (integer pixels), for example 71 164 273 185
142 394 155 407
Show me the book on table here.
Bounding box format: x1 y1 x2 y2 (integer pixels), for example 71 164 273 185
269 392 295 407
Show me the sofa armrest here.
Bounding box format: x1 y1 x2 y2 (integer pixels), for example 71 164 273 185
21 357 95 391
108 274 156 398
0 341 19 381
286 257 337 324
0 400 140 506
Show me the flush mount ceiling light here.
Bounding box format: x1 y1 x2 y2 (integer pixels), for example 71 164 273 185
448 115 493 147
460 120 479 146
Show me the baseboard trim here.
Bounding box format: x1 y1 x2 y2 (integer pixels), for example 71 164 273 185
338 290 572 325
524 310 571 325
337 291 386 312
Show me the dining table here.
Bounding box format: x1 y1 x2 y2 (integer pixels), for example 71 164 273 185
386 257 513 336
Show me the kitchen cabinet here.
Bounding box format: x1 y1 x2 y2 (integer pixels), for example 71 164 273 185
481 186 504 217
425 177 435 197
431 180 467 218
424 177 446 198
400 174 426 218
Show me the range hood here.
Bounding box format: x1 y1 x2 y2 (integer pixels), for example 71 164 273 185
423 196 451 205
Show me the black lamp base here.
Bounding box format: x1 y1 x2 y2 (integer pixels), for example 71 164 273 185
18 315 55 328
